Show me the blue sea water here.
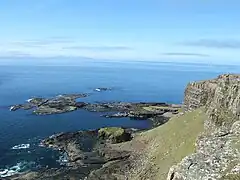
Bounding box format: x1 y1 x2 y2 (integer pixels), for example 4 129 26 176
0 60 239 175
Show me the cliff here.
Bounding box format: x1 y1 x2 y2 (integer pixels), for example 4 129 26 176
168 74 240 180
185 74 240 127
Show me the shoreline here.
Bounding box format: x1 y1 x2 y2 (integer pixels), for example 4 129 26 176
6 92 183 179
5 74 240 179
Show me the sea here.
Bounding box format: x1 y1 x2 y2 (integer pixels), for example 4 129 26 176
0 59 239 177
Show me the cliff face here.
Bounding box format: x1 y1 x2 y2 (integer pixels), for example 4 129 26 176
185 74 240 127
168 74 240 180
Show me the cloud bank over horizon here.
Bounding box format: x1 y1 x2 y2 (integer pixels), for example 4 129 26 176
182 39 240 49
162 52 210 57
0 36 239 65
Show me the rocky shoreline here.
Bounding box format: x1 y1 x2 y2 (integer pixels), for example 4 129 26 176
9 74 240 180
9 127 143 180
7 89 183 179
9 92 182 128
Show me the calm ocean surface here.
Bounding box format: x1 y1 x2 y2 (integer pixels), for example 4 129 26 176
0 60 239 174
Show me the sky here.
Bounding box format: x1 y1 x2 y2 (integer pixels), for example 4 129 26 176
1 0 240 64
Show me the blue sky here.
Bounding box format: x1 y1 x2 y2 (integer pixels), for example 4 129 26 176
1 0 240 64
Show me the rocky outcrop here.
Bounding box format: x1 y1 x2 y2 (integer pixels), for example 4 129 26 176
168 74 240 180
13 127 136 179
185 74 240 127
9 94 88 115
41 127 134 166
98 127 132 143
10 96 181 128
167 121 240 180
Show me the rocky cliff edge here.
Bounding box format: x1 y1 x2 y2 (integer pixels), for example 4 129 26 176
168 74 240 180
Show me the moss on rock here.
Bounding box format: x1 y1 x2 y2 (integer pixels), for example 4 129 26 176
98 127 132 143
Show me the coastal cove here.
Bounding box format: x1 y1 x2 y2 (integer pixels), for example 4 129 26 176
0 60 240 178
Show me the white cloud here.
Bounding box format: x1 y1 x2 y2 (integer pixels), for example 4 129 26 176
0 37 135 58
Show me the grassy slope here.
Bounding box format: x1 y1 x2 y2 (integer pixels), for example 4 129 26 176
131 108 206 180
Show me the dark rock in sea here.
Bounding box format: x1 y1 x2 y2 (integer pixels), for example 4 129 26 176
101 112 130 118
9 92 181 129
58 93 89 99
99 102 180 126
10 103 35 111
75 102 88 108
10 93 88 115
83 102 133 112
10 104 24 111
83 101 180 126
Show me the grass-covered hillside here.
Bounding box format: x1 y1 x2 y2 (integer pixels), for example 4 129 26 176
129 108 206 180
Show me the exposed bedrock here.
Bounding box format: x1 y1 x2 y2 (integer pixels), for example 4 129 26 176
168 74 240 180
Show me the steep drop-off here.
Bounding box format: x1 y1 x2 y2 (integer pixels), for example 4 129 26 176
168 74 240 180
185 74 240 127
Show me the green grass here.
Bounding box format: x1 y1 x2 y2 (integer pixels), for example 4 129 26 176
132 108 206 180
142 106 180 112
98 127 125 137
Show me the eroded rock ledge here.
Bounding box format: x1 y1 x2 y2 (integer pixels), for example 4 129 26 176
168 74 240 180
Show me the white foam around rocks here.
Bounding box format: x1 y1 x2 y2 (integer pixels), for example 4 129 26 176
95 88 101 92
11 144 30 150
26 98 33 103
0 162 23 177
